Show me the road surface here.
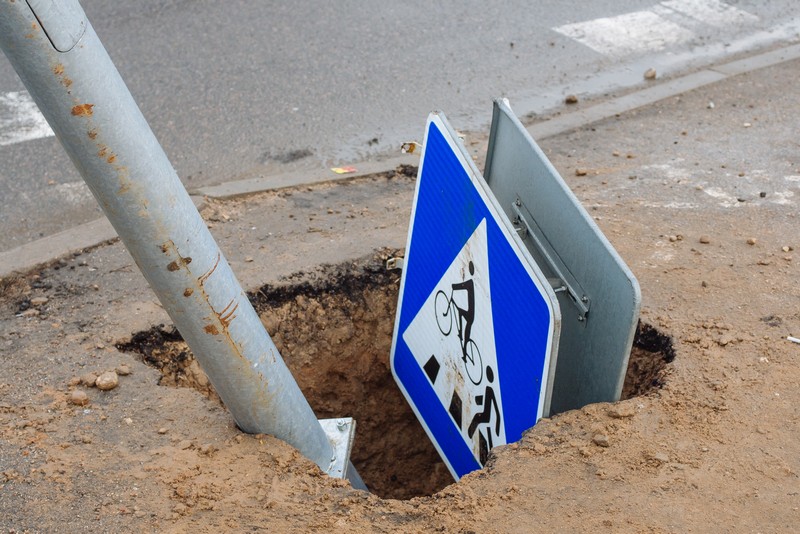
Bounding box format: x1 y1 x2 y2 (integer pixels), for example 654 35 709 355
0 0 798 251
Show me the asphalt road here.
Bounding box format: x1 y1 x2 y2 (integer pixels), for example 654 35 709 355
1 0 798 252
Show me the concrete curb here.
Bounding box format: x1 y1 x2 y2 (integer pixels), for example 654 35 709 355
0 196 207 279
192 154 420 200
3 42 800 279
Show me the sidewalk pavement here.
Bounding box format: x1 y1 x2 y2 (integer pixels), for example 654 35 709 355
1 46 799 531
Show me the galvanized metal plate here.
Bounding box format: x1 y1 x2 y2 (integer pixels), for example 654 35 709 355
319 418 358 481
484 99 641 415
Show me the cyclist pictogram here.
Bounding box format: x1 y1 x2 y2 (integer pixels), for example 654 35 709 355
434 261 483 385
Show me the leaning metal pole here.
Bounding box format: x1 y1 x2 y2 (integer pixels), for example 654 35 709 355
0 0 354 482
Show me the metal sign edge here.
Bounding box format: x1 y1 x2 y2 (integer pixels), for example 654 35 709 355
485 98 642 411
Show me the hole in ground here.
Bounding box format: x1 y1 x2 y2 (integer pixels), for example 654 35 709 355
117 251 675 499
621 321 675 400
118 251 452 499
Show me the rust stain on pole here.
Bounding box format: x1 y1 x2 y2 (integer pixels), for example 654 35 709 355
218 299 239 328
71 103 93 116
198 252 221 286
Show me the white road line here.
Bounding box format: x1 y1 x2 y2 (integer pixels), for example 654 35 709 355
554 0 758 58
0 91 54 147
659 0 758 28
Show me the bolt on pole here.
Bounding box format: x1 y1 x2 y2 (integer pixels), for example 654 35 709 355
0 0 362 487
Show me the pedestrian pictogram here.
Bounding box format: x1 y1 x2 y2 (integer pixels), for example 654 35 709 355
390 112 560 480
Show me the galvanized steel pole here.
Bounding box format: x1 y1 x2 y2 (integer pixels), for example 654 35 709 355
0 0 341 477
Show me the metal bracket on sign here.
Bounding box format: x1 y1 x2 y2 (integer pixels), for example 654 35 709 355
511 198 590 322
319 417 365 488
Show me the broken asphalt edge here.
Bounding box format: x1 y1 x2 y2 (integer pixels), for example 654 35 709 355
2 42 800 280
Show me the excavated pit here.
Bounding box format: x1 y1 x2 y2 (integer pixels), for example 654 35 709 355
118 252 675 499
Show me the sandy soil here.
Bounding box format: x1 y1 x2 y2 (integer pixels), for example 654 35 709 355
1 61 799 532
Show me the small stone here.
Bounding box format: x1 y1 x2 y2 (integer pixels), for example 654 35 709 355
699 235 711 244
244 256 254 263
124 417 133 425
81 435 92 444
575 168 588 177
668 235 678 242
158 427 169 435
565 94 578 104
701 281 708 288
29 296 49 307
747 238 757 245
67 376 81 387
707 101 715 109
743 122 752 128
607 403 636 419
20 309 40 318
69 390 89 406
759 191 767 198
115 364 132 376
80 372 99 387
782 246 792 252
592 434 610 447
177 440 192 450
612 150 620 157
95 371 119 391
644 68 656 80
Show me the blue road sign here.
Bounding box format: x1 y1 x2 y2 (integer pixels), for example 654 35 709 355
390 113 561 480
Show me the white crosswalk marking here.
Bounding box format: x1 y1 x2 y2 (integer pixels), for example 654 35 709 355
660 0 758 28
0 91 54 147
554 0 758 58
555 10 694 57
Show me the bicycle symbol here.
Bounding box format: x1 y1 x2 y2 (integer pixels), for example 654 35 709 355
434 287 483 385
